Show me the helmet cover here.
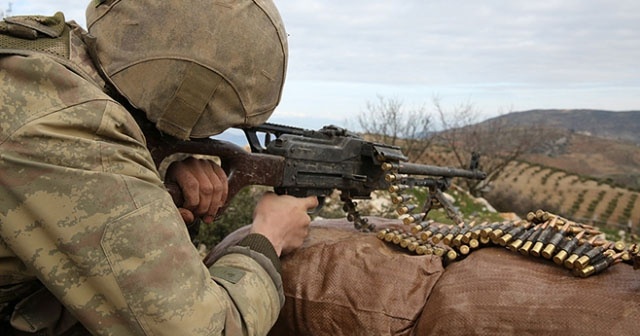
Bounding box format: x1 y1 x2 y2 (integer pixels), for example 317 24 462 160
87 0 288 139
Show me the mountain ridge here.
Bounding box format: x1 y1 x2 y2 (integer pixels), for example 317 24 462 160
475 109 640 233
486 109 640 145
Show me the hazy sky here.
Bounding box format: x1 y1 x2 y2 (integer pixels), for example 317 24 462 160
3 1 639 129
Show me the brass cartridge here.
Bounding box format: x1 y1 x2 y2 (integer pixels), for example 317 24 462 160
411 220 433 235
431 226 451 244
416 244 434 255
384 230 400 242
519 240 534 256
507 226 536 252
458 245 470 255
479 235 491 245
621 251 631 262
407 240 420 252
396 204 417 216
385 173 399 183
392 194 414 205
553 250 569 265
420 224 441 241
392 232 409 245
553 230 585 265
400 236 417 248
443 226 462 246
498 223 529 247
574 242 612 270
575 252 622 278
452 222 473 246
402 213 424 225
564 254 580 269
433 247 446 257
530 219 557 257
489 221 516 242
381 162 399 171
518 223 544 256
457 221 477 244
388 184 409 193
541 219 572 259
468 221 487 241
564 236 597 269
452 233 465 247
480 222 503 239
530 241 545 257
377 229 390 240
462 230 475 244
446 250 458 262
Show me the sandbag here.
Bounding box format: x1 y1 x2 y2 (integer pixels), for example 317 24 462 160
415 247 640 335
268 218 444 336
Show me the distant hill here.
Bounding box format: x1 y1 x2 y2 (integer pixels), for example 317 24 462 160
479 109 640 187
486 109 640 145
473 109 640 235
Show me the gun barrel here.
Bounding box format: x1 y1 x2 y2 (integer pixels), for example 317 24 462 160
398 162 486 180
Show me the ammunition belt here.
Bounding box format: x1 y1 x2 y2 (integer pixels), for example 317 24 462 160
378 209 640 278
374 159 639 278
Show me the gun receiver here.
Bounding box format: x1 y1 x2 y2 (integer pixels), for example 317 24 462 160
142 118 487 231
246 124 407 200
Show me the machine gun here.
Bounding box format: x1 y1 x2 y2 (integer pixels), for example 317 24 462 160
142 119 486 232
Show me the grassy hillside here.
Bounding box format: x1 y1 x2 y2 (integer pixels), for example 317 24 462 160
415 123 640 236
523 132 640 190
487 160 640 235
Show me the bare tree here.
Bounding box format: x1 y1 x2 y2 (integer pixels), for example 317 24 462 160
357 95 433 161
433 97 556 196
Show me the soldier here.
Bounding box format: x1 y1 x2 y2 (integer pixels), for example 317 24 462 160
0 0 318 335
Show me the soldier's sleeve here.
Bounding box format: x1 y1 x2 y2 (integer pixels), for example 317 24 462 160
0 54 282 335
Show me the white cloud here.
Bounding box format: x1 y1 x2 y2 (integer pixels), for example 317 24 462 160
4 0 639 124
279 0 640 87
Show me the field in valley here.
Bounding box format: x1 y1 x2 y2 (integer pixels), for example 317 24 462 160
488 160 640 235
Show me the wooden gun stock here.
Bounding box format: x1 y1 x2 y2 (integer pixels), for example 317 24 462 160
145 130 285 213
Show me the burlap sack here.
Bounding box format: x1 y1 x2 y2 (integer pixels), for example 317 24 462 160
268 218 444 336
415 247 640 336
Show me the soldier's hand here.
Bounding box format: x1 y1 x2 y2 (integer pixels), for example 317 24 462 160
251 192 319 256
166 157 228 224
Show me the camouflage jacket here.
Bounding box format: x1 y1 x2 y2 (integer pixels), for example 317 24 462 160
0 13 283 335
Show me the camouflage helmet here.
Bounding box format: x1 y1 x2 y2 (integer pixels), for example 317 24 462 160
86 0 288 139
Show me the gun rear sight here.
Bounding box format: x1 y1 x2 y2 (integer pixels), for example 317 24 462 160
243 122 361 153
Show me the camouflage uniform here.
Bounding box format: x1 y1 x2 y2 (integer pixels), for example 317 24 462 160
0 13 283 336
